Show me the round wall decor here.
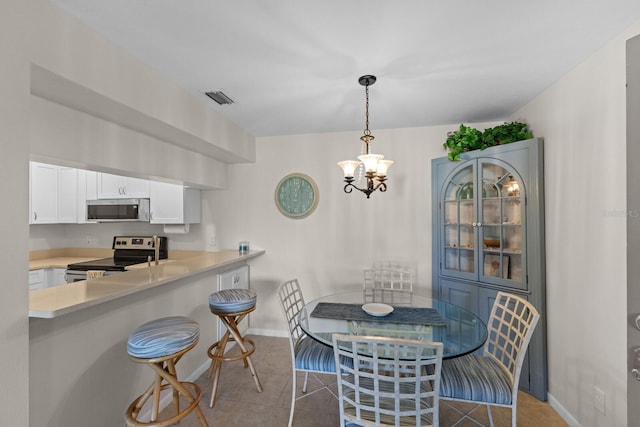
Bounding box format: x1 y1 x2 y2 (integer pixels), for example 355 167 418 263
275 173 319 219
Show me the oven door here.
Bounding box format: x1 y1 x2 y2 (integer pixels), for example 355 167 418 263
64 269 122 283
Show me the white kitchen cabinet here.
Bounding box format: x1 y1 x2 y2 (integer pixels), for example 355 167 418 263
29 268 68 290
149 181 201 224
49 268 67 287
29 269 46 291
97 172 150 199
30 162 79 224
30 162 58 224
216 265 250 338
57 166 78 223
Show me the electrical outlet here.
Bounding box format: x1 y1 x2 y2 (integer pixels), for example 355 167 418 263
594 386 606 414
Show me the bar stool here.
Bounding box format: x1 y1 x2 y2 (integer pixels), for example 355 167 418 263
125 316 208 427
207 288 263 407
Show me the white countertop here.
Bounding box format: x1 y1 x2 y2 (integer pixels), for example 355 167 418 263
29 250 265 318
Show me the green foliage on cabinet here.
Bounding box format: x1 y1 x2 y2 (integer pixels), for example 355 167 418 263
443 122 533 161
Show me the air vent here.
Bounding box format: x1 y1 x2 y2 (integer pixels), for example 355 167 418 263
205 91 234 105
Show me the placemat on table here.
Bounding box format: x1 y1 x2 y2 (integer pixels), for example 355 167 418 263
310 302 446 326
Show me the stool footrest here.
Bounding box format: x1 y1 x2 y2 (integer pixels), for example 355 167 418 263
207 337 257 363
126 382 203 427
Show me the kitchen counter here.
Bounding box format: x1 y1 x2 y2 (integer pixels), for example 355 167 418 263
29 247 114 270
29 249 265 318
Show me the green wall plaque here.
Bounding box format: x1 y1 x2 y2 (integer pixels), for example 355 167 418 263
275 173 319 219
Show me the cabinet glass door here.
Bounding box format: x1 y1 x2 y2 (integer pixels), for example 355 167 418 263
441 164 477 280
479 160 526 290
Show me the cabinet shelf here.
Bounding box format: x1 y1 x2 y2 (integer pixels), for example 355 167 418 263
445 245 474 250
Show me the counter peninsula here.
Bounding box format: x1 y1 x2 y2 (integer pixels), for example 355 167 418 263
29 249 265 318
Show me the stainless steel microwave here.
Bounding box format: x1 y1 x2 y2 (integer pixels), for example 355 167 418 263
86 198 150 222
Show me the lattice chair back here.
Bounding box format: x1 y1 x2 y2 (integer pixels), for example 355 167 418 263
278 279 306 346
332 333 443 427
483 291 540 388
278 279 340 427
363 268 414 305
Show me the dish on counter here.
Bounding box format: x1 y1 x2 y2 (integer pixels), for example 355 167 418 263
361 303 394 317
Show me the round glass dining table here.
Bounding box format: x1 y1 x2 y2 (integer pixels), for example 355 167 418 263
298 291 487 359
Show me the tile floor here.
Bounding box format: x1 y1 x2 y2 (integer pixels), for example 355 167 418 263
163 335 568 426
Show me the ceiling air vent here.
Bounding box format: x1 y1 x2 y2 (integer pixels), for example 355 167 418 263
205 91 234 105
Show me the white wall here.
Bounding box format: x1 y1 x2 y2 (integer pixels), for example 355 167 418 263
511 20 640 427
0 0 30 425
206 123 499 335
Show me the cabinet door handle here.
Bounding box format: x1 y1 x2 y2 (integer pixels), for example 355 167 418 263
477 222 482 227
472 222 477 227
34 212 37 221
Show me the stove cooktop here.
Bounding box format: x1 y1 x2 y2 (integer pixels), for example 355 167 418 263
66 236 168 272
66 257 143 272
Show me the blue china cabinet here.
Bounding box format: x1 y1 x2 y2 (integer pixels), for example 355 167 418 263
431 137 547 401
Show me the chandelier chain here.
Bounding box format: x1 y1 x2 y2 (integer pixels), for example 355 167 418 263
364 83 371 137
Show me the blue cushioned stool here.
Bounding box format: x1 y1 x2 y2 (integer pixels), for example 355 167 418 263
207 289 263 407
125 316 208 427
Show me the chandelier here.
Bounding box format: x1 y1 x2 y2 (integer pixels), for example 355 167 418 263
338 75 393 199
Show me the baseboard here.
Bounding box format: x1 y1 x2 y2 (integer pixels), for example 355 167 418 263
246 327 288 338
547 392 582 427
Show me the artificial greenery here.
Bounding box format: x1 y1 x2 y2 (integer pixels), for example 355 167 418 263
443 124 484 161
482 121 533 146
443 121 533 161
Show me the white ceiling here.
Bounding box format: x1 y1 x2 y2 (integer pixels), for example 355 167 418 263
52 0 640 138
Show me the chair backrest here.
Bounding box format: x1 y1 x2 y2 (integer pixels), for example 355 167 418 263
483 291 540 387
332 333 443 427
363 268 413 305
278 279 307 346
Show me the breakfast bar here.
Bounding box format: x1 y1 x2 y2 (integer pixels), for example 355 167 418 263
28 249 265 427
29 249 265 318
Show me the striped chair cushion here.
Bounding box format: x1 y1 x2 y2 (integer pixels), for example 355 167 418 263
127 316 199 359
294 336 338 372
209 288 257 314
440 354 513 405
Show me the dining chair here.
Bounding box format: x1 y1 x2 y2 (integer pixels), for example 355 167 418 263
363 267 413 305
278 279 339 427
332 333 443 427
439 291 540 427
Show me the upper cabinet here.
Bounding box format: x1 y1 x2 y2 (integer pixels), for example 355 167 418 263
57 166 78 223
431 138 546 400
149 181 201 224
30 163 200 225
30 162 57 224
97 173 150 199
30 162 77 224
